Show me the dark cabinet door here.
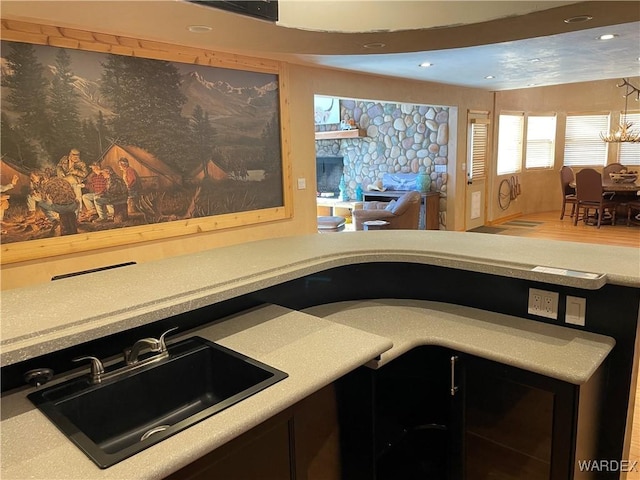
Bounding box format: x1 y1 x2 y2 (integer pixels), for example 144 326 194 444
337 348 580 480
336 347 454 480
453 353 577 480
374 347 453 479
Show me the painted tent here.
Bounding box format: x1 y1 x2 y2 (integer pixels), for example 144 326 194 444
99 144 183 191
0 156 31 196
189 159 229 183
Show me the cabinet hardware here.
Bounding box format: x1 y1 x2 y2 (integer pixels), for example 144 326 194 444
450 355 459 396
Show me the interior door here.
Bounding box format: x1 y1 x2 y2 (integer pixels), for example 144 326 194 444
465 113 491 230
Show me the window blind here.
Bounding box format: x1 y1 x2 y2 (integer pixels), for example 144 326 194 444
525 115 556 169
564 114 608 166
497 114 523 175
469 120 488 180
618 112 640 166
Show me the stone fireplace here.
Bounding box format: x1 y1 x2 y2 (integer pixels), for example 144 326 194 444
316 156 344 195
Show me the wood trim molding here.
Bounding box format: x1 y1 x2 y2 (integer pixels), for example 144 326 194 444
0 19 281 73
0 20 293 265
314 129 366 140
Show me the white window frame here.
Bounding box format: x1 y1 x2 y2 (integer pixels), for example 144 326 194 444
564 113 609 167
525 114 556 169
497 113 524 175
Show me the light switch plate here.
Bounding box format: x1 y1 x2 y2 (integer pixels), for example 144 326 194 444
297 178 306 190
566 296 586 326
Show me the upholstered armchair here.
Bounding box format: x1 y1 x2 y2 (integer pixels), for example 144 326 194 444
353 190 421 230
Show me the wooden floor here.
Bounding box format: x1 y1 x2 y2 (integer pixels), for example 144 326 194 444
492 210 640 248
493 210 640 478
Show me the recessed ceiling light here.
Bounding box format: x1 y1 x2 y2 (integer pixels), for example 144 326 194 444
363 42 386 49
187 25 212 33
564 15 593 24
597 33 618 41
529 58 541 63
419 62 433 68
485 75 495 79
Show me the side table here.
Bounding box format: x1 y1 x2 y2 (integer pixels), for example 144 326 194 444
363 220 390 231
317 215 346 232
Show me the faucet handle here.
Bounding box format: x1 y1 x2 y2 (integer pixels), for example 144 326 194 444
73 356 105 382
158 327 179 351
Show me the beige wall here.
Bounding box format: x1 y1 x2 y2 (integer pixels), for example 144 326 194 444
0 30 493 290
489 76 640 222
0 18 633 290
292 64 494 228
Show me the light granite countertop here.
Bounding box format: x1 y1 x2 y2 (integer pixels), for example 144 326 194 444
1 296 616 479
1 231 638 368
1 304 394 480
303 298 615 384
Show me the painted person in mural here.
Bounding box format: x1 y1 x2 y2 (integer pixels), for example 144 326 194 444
96 166 128 223
56 148 89 214
1 174 19 234
81 162 109 222
29 170 79 225
26 168 49 222
118 157 142 215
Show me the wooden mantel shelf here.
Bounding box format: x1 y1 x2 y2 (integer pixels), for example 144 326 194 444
314 129 366 140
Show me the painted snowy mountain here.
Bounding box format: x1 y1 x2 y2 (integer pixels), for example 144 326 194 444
181 71 278 118
1 53 279 141
47 64 114 118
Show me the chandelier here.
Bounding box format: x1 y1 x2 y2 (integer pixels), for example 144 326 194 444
600 78 640 143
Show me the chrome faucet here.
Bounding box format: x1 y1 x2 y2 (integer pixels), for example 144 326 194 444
125 327 177 365
125 338 162 365
73 327 178 384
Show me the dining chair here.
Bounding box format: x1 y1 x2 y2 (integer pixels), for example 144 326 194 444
559 166 577 220
574 168 618 228
626 198 640 226
602 163 627 198
603 163 626 177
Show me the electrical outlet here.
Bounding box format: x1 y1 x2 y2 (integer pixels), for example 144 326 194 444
528 288 559 320
543 296 554 314
531 292 541 312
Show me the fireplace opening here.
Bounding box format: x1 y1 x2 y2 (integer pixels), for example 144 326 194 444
316 156 344 196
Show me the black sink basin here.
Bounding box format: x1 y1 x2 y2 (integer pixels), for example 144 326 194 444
28 336 288 468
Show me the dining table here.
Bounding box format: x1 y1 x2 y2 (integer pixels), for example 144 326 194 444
602 179 640 195
570 178 640 195
569 177 640 226
604 180 640 224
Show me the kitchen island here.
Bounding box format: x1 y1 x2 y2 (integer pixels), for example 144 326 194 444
1 231 638 479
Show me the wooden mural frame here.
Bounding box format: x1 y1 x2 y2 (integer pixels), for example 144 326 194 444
0 20 292 265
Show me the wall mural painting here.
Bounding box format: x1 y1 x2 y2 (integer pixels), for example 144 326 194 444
0 40 284 244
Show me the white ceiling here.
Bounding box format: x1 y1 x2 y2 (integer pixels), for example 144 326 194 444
1 1 639 91
296 21 640 90
276 1 577 33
